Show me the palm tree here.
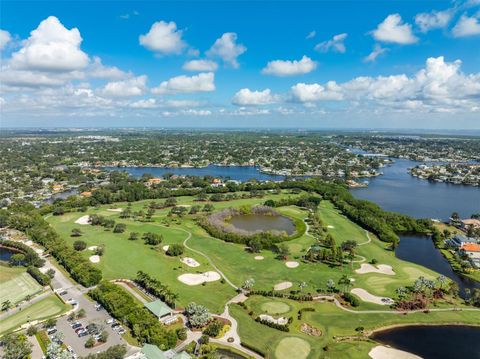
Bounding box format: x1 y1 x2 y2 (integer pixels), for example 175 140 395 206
436 275 447 290
338 275 352 294
2 300 12 312
299 281 306 292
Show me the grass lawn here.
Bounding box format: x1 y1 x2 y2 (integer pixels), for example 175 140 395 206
0 294 70 335
0 266 43 305
232 295 480 359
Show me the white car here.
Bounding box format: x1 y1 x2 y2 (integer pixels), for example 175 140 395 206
106 318 115 324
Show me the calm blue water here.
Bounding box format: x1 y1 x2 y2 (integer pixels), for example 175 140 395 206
351 158 480 221
0 247 16 261
103 165 285 182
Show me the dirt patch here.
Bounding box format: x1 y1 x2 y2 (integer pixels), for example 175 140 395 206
177 271 221 286
355 263 395 275
74 215 90 225
274 281 293 291
351 288 393 305
300 323 321 337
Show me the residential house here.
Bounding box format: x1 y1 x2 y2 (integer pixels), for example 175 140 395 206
447 234 477 248
460 243 480 269
461 219 480 231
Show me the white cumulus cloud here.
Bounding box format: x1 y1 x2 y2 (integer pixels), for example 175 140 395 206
182 59 218 72
291 82 344 102
139 20 186 54
99 75 147 97
262 56 317 77
364 44 388 62
88 56 130 80
206 33 246 68
0 29 12 50
452 15 480 37
315 33 348 53
232 88 277 106
10 16 89 72
372 14 418 44
415 9 453 32
151 72 215 94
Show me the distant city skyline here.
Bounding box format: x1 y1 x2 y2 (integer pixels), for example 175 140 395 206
1 0 480 129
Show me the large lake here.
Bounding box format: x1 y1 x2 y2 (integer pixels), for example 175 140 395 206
372 325 480 359
350 158 479 220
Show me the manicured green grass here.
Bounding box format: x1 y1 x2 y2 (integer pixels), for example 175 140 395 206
232 295 480 359
0 268 43 305
275 337 311 359
261 301 291 315
0 294 70 335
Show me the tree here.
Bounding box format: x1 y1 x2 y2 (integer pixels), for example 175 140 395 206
99 330 109 343
142 232 163 245
95 246 105 256
45 318 57 328
165 197 177 207
176 327 187 340
120 208 132 219
299 281 307 292
46 341 70 359
242 278 255 290
26 325 38 336
248 238 262 253
77 308 86 318
276 243 290 260
451 212 460 221
71 228 82 237
203 204 215 213
83 345 127 359
166 243 185 256
436 275 447 290
113 223 126 233
338 275 352 294
73 240 87 251
2 300 12 311
9 253 25 266
46 268 56 279
85 336 96 348
128 232 139 241
186 302 211 327
326 279 336 293
2 333 32 359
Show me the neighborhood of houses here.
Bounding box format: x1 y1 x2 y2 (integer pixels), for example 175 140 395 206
447 219 480 269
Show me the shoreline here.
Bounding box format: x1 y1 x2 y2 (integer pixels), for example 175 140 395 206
366 322 480 337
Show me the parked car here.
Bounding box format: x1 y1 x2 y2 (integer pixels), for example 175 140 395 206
71 322 82 329
111 323 120 329
46 327 57 335
67 346 73 353
75 328 85 334
78 331 88 338
106 318 115 325
117 328 125 335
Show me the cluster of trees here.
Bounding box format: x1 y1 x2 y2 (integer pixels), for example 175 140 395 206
142 232 163 245
135 271 178 307
248 290 313 301
185 302 211 328
254 316 290 332
166 243 184 257
0 333 32 359
0 239 45 267
4 203 102 287
202 319 225 337
89 214 115 229
264 194 321 211
27 266 51 286
394 275 451 311
83 345 127 359
89 281 177 349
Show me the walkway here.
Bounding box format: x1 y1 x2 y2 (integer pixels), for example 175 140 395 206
114 280 149 304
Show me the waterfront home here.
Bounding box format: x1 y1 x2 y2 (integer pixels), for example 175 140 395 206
211 178 225 187
80 191 92 197
146 178 164 187
461 219 480 231
460 243 480 268
144 300 177 324
447 234 478 248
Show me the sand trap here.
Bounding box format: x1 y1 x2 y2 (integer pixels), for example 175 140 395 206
88 246 98 251
75 215 90 225
259 314 288 325
181 257 200 267
274 281 293 291
177 204 191 208
285 261 299 268
89 255 100 263
107 208 123 212
369 346 421 359
327 225 335 228
349 278 356 282
178 271 221 286
162 245 170 252
254 256 264 260
355 263 395 275
351 288 394 305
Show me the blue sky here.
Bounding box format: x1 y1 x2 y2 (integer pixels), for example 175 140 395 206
1 0 480 128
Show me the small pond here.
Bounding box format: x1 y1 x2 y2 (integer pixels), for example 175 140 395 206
0 247 19 262
228 214 296 235
371 325 480 359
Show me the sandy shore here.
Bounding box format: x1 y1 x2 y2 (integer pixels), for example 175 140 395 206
75 215 90 225
351 288 393 305
356 263 395 275
369 346 422 359
274 281 293 291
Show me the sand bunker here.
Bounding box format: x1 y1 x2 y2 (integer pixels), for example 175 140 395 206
75 215 90 225
178 271 221 286
107 208 123 212
369 346 421 359
254 256 264 260
355 263 395 275
89 255 100 263
327 225 335 228
88 246 98 251
351 288 394 305
259 314 288 325
162 245 170 252
181 257 200 267
274 281 293 291
285 261 299 268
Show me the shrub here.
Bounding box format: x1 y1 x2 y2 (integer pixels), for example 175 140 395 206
113 223 126 233
85 337 95 348
73 240 87 251
142 232 163 245
27 266 51 286
176 328 187 340
26 326 37 336
203 320 223 337
71 228 82 237
128 232 139 241
166 243 184 257
343 293 360 307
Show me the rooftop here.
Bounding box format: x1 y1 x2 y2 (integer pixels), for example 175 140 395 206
461 243 480 252
144 300 172 319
